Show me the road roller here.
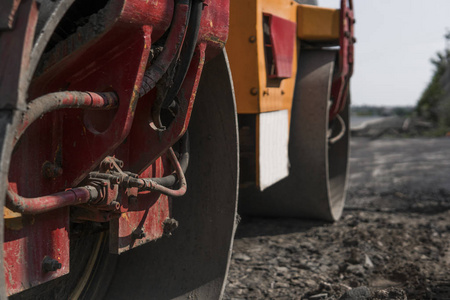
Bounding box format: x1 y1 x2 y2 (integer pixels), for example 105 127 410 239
229 0 354 221
0 0 353 298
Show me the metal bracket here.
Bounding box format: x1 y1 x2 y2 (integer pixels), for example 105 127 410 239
330 0 355 120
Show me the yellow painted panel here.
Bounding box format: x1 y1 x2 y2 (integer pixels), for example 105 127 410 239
227 0 259 113
257 0 298 114
227 0 298 114
4 206 21 219
297 4 340 41
228 0 299 188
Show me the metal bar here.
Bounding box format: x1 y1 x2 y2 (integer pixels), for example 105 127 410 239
5 91 117 215
6 186 96 214
14 91 118 146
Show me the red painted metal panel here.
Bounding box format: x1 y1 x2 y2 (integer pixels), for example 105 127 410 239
4 0 230 295
111 44 206 254
4 208 70 296
109 157 170 254
264 13 296 79
199 0 230 61
5 0 169 294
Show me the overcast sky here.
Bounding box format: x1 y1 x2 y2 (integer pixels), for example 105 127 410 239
319 0 450 107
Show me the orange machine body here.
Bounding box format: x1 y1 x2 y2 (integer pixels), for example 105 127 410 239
227 0 342 189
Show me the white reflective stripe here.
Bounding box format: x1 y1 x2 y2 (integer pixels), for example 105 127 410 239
258 109 290 190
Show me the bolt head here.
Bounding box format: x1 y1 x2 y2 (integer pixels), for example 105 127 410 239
163 218 179 236
42 256 62 273
132 228 146 239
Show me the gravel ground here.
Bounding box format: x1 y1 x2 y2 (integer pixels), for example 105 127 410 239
224 137 450 300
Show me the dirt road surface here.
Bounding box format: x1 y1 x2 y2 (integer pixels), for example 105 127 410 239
224 137 450 300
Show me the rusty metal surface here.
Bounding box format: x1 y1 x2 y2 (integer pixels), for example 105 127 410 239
109 30 208 256
3 0 231 296
4 0 169 295
109 156 171 254
4 208 70 295
0 110 21 298
101 48 239 300
0 0 38 111
6 187 92 215
14 91 118 147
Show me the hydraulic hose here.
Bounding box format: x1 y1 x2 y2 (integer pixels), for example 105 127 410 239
152 0 203 129
6 141 188 214
151 132 189 187
7 91 118 214
140 147 187 197
139 0 191 97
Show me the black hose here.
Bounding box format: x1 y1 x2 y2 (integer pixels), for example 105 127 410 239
139 0 191 97
152 0 204 129
152 132 189 187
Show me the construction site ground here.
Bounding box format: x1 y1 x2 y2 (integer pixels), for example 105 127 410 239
224 137 450 300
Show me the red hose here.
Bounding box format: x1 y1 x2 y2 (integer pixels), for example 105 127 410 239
7 91 118 214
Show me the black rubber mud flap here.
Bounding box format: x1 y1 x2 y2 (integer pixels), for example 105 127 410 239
100 49 239 299
240 50 350 221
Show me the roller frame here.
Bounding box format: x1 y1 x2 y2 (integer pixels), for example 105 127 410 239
240 50 350 221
